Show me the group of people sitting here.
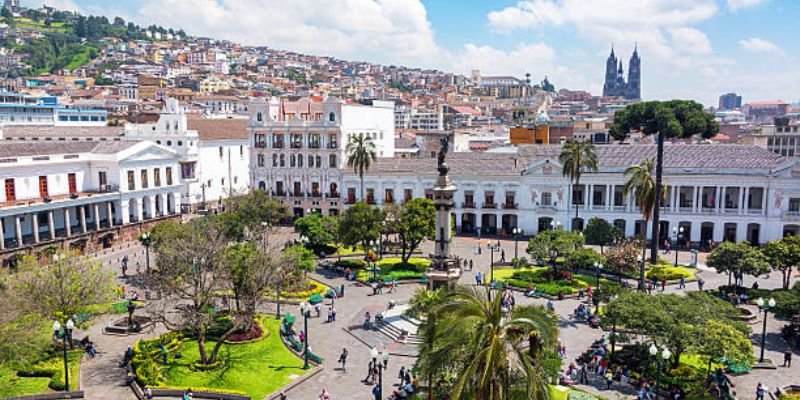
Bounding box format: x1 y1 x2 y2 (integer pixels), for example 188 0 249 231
78 335 97 357
573 303 599 327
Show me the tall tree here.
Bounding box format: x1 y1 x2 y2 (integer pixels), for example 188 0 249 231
408 288 445 400
707 241 770 289
559 140 598 230
426 285 559 399
9 250 115 321
694 320 754 378
345 133 377 201
763 235 800 289
526 229 584 269
338 202 384 258
623 158 657 291
583 217 619 253
221 242 274 329
396 198 436 265
218 191 288 240
293 212 339 251
610 100 718 263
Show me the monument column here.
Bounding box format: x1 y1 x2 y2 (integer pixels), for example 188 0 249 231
425 137 461 290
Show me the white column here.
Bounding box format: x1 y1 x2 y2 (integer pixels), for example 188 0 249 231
693 186 700 213
0 218 5 250
15 216 22 246
32 213 40 243
136 198 144 222
64 208 72 237
160 195 168 217
715 186 722 213
94 204 101 230
173 193 181 215
584 185 590 210
79 206 87 233
47 211 55 240
107 202 114 226
605 185 612 210
121 200 131 224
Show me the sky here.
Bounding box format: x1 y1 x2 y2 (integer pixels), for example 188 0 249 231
29 0 800 107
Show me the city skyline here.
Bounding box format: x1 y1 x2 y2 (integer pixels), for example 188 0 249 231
24 0 800 107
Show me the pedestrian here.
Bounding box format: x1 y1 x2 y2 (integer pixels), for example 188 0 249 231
661 278 666 292
579 363 589 384
475 272 482 286
340 284 345 297
756 383 766 400
392 278 397 293
605 370 614 390
698 278 705 291
327 307 333 323
365 360 374 383
314 302 321 317
547 300 554 312
399 366 406 386
372 383 381 400
364 312 371 329
159 344 168 364
331 306 336 322
501 249 506 262
319 387 330 399
663 239 671 254
469 259 473 271
784 350 792 367
182 388 193 400
279 392 287 400
404 370 412 385
647 282 653 295
338 348 348 372
679 276 685 289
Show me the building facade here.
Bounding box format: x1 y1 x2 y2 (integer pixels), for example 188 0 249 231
0 141 182 262
342 144 800 246
602 46 641 100
249 96 394 217
719 93 742 110
0 92 108 126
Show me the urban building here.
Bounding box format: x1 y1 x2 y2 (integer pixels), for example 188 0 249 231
719 92 742 110
744 101 790 124
395 106 444 131
123 99 250 212
740 124 800 157
343 144 800 245
602 46 641 100
0 140 182 263
249 96 395 217
0 92 108 126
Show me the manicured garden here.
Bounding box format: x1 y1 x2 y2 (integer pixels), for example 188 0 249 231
133 316 307 399
356 257 431 282
265 279 329 301
493 266 615 296
644 264 696 281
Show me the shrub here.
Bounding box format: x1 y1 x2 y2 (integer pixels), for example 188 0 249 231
566 248 605 270
226 320 263 343
335 259 366 269
273 279 329 299
646 265 694 281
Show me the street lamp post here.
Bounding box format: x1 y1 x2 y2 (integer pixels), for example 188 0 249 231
512 227 522 261
53 319 75 392
672 227 684 267
488 242 500 285
649 344 671 399
550 220 562 231
593 262 604 314
371 347 385 399
594 262 604 288
299 302 311 369
140 232 151 273
756 297 776 363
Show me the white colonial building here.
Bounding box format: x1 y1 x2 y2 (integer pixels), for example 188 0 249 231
0 140 182 261
342 144 800 247
249 96 394 216
123 99 250 211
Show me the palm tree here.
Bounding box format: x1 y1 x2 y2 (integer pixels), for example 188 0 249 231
425 285 558 400
408 288 444 400
623 158 657 292
345 133 377 201
559 140 598 230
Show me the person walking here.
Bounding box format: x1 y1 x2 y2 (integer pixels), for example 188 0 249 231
338 348 348 372
698 278 705 291
756 383 766 400
579 363 589 384
784 350 792 367
469 259 473 271
679 276 685 289
661 278 666 292
365 359 374 383
475 272 482 286
399 366 407 386
331 306 337 322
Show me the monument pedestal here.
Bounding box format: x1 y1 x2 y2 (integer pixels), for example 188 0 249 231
425 174 462 289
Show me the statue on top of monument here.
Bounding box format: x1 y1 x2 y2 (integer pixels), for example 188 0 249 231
437 136 449 177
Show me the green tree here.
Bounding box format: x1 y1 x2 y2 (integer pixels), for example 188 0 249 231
603 238 642 280
408 288 445 400
218 191 288 240
427 286 559 399
339 202 384 258
293 212 339 250
1 7 12 20
559 140 598 229
526 229 584 268
707 241 770 289
610 100 718 263
763 235 800 289
623 158 656 290
396 198 436 265
583 217 619 253
221 242 273 330
9 250 115 322
693 319 755 378
345 133 377 201
282 244 316 285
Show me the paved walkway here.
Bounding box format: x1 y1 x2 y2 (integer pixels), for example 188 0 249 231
72 234 799 400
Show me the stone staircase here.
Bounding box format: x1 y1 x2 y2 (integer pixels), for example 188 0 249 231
375 304 422 345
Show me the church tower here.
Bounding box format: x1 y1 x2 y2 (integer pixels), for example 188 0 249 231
626 44 641 100
602 47 618 97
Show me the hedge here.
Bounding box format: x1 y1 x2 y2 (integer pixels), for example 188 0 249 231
645 265 695 281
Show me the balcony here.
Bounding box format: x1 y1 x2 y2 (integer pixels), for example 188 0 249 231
274 190 286 197
502 202 518 210
290 142 302 149
329 143 338 149
309 192 322 198
482 202 496 209
366 197 376 205
745 208 763 215
326 192 340 199
308 141 321 149
611 205 626 212
346 197 356 205
591 204 607 211
272 143 285 149
254 142 266 148
461 202 475 209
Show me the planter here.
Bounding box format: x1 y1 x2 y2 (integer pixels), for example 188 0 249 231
105 315 153 335
737 306 758 322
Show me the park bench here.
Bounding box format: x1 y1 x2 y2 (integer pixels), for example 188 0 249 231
526 288 543 298
307 350 324 364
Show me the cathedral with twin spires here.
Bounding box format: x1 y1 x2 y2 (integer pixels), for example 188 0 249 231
602 45 640 100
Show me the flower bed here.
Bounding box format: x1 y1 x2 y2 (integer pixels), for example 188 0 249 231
356 257 431 282
226 321 264 343
267 279 329 300
495 267 612 296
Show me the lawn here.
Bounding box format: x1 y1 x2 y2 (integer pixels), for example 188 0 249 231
0 350 81 397
548 385 604 400
357 257 431 282
493 267 614 296
644 265 696 281
159 317 308 399
64 45 97 71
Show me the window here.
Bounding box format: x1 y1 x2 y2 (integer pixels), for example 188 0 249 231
347 187 356 203
290 154 296 167
98 171 107 189
181 162 196 179
329 134 337 148
258 181 266 191
329 154 337 168
308 154 313 167
257 112 263 122
141 170 148 188
385 189 394 204
127 171 136 190
258 154 265 167
4 178 14 201
572 186 584 205
68 173 77 193
38 176 48 198
276 181 285 196
298 154 304 167
166 140 172 146
240 146 244 157
272 154 278 167
255 134 266 148
293 182 302 196
279 154 285 167
315 155 322 168
329 112 336 122
166 167 173 185
366 188 375 204
404 189 413 203
464 192 474 207
790 198 800 213
541 192 552 206
154 168 161 187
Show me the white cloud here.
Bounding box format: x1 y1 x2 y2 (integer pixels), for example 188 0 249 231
135 0 441 66
726 0 768 12
668 27 711 55
24 0 82 12
739 37 784 55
